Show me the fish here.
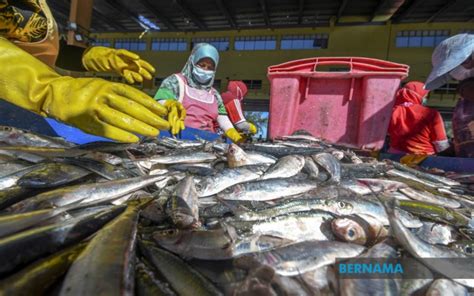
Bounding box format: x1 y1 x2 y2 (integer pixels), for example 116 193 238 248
449 240 474 257
0 205 125 277
0 125 74 148
17 162 91 188
241 143 324 158
425 279 468 296
387 169 441 189
0 185 39 211
153 227 234 260
399 187 461 209
260 155 305 180
341 163 389 179
138 240 223 296
9 174 167 213
135 150 217 168
390 161 461 187
168 164 215 176
135 259 177 296
0 242 87 295
60 202 144 296
196 165 267 197
397 200 469 227
0 207 72 238
356 178 408 193
226 144 276 168
252 240 365 276
140 196 169 224
0 159 30 178
339 243 401 296
227 210 335 242
302 156 319 179
312 153 341 183
415 222 458 246
0 164 42 191
217 179 317 201
61 157 133 180
166 176 199 229
331 214 388 246
385 200 474 288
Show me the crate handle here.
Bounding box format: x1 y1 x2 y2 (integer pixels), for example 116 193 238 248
313 58 354 73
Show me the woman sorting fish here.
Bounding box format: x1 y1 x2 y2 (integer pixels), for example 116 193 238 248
154 43 246 143
387 81 449 155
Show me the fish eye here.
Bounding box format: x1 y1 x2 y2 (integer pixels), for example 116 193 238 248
347 229 355 238
465 246 473 254
165 229 176 236
338 202 346 208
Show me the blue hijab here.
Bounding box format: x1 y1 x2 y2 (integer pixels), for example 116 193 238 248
181 43 219 90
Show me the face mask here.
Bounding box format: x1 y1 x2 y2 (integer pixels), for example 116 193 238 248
450 65 474 81
192 65 214 84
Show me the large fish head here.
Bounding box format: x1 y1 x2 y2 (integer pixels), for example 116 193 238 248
331 218 367 245
227 144 249 167
153 228 185 247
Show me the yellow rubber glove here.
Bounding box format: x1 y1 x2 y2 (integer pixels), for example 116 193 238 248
82 46 155 84
400 154 428 167
249 122 257 135
0 38 169 143
225 128 246 143
162 100 186 135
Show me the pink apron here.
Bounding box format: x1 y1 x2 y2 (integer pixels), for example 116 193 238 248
176 74 218 132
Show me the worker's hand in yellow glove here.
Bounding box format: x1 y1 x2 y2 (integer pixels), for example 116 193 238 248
235 121 257 135
44 79 170 142
400 154 428 167
82 46 155 84
0 38 169 143
225 128 247 143
248 122 257 135
162 100 186 135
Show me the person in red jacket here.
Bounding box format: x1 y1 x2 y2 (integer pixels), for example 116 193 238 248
220 81 258 135
388 81 449 155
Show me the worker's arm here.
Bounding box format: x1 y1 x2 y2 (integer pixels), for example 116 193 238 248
154 75 186 135
430 112 450 153
0 37 169 143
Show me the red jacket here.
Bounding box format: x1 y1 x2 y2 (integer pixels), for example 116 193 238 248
221 81 248 125
388 81 448 155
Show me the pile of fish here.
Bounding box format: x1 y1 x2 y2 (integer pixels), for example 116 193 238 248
0 125 473 295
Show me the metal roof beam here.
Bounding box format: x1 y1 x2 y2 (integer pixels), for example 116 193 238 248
394 0 424 22
259 0 271 26
215 0 236 29
426 0 458 23
104 0 152 30
174 0 206 29
336 0 349 23
138 0 177 30
92 7 127 31
298 0 305 24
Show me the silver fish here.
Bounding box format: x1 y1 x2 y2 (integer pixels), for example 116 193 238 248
217 179 317 201
399 187 461 209
415 222 458 246
312 153 341 183
386 201 474 288
252 240 365 276
261 155 305 180
196 165 266 197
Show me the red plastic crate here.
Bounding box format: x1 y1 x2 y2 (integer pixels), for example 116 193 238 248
267 57 409 150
